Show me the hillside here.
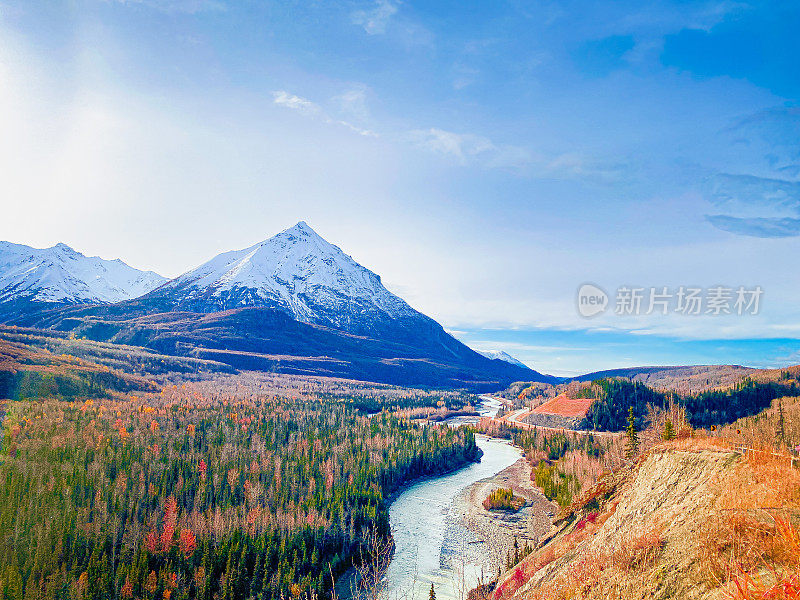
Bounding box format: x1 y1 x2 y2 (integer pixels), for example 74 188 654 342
0 325 234 383
0 331 159 400
508 367 800 433
571 365 756 393
491 439 800 600
532 394 592 418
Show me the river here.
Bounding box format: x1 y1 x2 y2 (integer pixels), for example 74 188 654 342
382 434 522 600
441 395 504 427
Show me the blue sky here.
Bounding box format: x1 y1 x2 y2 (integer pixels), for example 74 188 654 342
0 0 798 375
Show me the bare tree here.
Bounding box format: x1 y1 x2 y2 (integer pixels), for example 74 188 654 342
350 528 395 600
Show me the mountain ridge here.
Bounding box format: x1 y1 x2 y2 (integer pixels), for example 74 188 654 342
477 349 529 369
2 223 556 390
141 221 420 335
0 240 167 321
570 364 756 393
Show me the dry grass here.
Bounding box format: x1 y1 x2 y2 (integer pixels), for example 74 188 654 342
518 523 665 600
491 431 800 600
695 447 800 599
713 395 800 453
491 498 624 600
488 379 800 600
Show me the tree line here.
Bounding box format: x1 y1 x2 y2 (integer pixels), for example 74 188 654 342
579 377 799 432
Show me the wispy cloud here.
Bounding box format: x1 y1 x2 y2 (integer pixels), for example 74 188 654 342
272 91 321 116
542 152 623 181
408 127 621 179
704 173 800 237
706 215 800 238
351 0 399 35
333 87 370 121
271 90 377 137
706 174 800 216
408 128 500 162
722 107 800 177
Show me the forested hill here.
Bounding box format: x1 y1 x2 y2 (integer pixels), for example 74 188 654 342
578 375 800 431
0 335 158 401
0 383 479 600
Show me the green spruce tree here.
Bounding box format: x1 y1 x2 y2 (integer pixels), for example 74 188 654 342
662 420 675 441
429 583 436 600
625 406 639 459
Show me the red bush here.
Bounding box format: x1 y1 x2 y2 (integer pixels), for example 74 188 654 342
576 512 598 531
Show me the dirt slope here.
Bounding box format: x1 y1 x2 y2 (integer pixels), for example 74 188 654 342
531 394 592 418
492 442 800 600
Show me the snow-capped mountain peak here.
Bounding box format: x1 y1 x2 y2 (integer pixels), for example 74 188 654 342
156 221 418 327
477 349 529 369
0 241 167 305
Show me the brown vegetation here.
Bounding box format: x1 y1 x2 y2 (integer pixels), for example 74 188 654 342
531 394 592 418
488 384 800 600
712 394 800 453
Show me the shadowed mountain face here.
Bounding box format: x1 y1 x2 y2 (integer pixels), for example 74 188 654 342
6 223 555 390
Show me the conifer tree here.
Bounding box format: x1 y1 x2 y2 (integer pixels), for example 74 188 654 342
429 583 436 600
625 406 639 459
777 400 786 447
662 420 675 441
3 565 24 600
251 554 264 599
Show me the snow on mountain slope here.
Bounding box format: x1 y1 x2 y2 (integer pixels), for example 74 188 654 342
8 224 555 387
0 241 167 305
478 349 529 369
156 222 420 327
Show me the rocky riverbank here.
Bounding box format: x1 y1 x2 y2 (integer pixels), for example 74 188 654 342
452 455 557 570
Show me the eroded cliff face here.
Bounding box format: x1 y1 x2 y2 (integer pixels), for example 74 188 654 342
492 442 800 600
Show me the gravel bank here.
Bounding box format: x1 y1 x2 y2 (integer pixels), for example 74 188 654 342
451 456 558 569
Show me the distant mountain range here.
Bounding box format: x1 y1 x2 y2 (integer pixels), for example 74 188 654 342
0 241 166 321
477 349 529 369
570 364 756 393
0 223 555 389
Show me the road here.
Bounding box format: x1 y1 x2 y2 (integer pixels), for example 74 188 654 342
490 405 622 439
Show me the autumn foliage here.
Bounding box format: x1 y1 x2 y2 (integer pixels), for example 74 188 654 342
0 374 480 600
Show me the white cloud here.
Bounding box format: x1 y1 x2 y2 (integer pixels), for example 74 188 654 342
408 128 505 164
408 127 621 178
333 87 370 121
542 152 622 181
272 90 377 137
352 0 399 35
335 120 378 138
272 91 322 116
